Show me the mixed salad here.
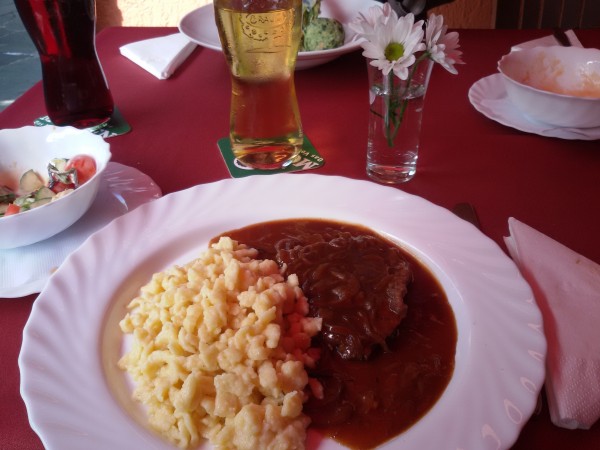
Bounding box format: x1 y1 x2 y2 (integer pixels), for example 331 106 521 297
0 154 96 217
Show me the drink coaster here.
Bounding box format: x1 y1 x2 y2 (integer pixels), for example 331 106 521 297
34 107 131 138
217 136 325 178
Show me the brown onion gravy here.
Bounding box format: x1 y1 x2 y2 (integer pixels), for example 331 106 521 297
212 219 457 449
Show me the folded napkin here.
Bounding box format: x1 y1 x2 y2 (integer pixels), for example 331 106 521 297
504 218 600 429
120 32 196 79
511 29 583 51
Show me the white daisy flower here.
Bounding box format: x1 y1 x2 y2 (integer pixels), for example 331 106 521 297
360 13 426 80
425 13 464 74
350 3 396 37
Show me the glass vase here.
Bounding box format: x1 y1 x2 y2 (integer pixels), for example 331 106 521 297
366 57 433 184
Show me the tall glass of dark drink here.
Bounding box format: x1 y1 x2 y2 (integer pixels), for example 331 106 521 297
14 0 114 128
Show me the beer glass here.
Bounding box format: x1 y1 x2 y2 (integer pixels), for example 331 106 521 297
214 0 304 170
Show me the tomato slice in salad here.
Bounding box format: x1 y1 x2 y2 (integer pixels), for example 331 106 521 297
50 181 72 194
4 203 20 216
65 155 97 186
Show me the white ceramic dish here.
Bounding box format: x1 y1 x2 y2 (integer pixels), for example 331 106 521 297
469 74 600 140
0 126 111 249
498 46 600 128
0 162 161 298
179 0 379 70
19 174 546 450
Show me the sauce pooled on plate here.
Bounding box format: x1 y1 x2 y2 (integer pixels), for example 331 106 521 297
213 218 457 449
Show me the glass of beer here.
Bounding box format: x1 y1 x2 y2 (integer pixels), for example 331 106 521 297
14 0 114 129
214 0 304 170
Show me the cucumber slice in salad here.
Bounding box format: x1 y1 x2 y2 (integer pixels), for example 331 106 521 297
19 169 45 192
34 186 55 201
13 186 56 212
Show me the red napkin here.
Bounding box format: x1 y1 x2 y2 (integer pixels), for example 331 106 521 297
504 217 600 429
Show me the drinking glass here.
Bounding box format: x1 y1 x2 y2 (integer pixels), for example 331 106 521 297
366 58 433 184
14 0 114 129
214 0 304 170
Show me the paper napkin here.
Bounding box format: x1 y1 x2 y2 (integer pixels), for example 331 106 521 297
504 217 600 429
120 32 196 79
511 29 583 51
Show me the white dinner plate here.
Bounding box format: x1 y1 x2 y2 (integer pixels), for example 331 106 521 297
19 174 546 450
469 74 600 140
178 0 380 70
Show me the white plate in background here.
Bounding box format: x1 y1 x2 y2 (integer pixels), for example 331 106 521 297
469 74 600 140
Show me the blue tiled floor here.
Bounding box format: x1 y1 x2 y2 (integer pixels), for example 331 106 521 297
0 0 41 111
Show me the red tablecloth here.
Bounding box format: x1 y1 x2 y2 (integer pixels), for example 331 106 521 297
1 26 599 450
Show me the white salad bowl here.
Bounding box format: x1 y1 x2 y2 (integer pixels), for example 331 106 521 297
498 45 600 128
0 126 111 249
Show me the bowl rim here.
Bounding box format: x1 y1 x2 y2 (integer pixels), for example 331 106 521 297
497 45 600 101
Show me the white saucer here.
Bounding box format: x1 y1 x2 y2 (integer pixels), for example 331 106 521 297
469 74 600 141
0 163 162 298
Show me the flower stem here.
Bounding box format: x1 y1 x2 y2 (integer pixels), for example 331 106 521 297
384 73 395 147
383 53 431 146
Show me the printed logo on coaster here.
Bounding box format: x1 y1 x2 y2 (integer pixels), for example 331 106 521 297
218 136 325 178
34 107 131 138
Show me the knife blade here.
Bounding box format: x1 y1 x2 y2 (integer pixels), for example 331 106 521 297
452 202 482 230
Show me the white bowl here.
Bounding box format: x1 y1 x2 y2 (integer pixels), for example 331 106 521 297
0 126 111 249
179 0 380 70
498 46 600 128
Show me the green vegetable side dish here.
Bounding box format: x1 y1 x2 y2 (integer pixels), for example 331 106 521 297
300 0 345 51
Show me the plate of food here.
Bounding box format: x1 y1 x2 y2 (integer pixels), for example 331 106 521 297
178 0 380 70
19 174 546 450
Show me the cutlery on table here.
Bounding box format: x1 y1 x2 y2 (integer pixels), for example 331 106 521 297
452 202 482 230
553 28 572 47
